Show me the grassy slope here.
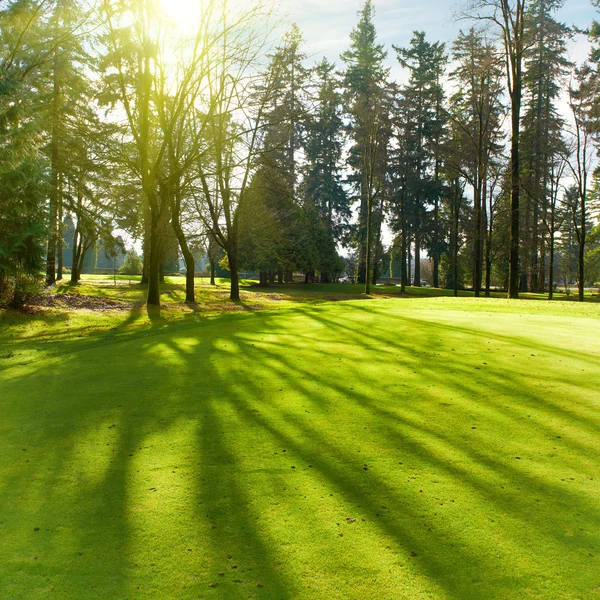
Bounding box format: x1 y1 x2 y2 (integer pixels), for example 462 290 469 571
1 292 599 599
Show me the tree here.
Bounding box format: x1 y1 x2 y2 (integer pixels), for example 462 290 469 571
341 0 390 288
303 58 349 283
190 1 276 302
448 27 505 295
0 0 58 300
100 0 214 306
520 0 570 292
394 31 447 288
43 0 95 285
466 0 528 298
563 67 595 302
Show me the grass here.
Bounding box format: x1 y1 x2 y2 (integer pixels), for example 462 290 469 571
1 283 600 599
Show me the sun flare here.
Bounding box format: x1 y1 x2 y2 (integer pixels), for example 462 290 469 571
159 0 203 34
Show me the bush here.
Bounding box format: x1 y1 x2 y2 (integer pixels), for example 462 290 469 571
0 274 43 309
119 251 143 275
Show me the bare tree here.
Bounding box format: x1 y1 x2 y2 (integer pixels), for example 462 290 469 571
563 69 595 301
461 0 528 298
190 1 275 301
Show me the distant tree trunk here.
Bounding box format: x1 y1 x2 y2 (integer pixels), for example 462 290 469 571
357 180 368 285
229 251 240 301
400 185 408 293
485 198 493 297
46 51 61 287
259 271 268 287
407 235 412 289
70 228 81 284
56 189 64 281
548 230 555 300
210 260 216 286
169 183 195 303
433 191 440 287
277 269 283 284
452 177 460 297
473 178 483 297
413 235 421 286
400 228 408 293
146 201 162 306
578 224 585 302
371 212 383 286
508 78 522 299
141 199 151 284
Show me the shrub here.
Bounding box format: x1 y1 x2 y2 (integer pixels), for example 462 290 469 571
119 250 143 275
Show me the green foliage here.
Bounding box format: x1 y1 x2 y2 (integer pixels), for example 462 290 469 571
0 19 47 299
118 249 143 275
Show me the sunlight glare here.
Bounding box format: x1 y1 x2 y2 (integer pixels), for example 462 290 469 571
160 0 203 35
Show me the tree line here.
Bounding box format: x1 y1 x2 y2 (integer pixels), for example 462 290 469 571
1 0 599 307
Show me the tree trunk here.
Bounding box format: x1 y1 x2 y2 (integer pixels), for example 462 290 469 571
485 203 493 297
229 251 240 301
548 227 555 301
407 236 412 289
508 81 521 299
371 208 382 287
453 178 460 297
357 180 368 285
259 271 268 287
578 227 585 302
400 228 407 293
277 269 283 284
56 191 63 281
473 182 482 297
170 187 195 303
45 51 61 287
210 260 216 286
147 206 161 306
413 235 421 286
364 189 373 295
70 228 79 284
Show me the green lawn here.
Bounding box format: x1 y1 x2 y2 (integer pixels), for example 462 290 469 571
1 289 599 599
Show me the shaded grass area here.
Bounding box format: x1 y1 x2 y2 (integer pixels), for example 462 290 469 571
1 295 600 599
48 274 600 305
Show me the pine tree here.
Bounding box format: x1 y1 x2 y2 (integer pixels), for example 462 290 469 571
394 31 447 287
303 58 349 283
520 0 571 292
341 0 390 288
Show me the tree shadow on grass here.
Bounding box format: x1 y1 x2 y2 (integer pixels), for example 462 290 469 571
1 302 599 598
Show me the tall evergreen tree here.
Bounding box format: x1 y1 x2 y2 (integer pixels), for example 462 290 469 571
394 31 447 287
341 0 390 288
303 58 349 283
520 0 570 292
